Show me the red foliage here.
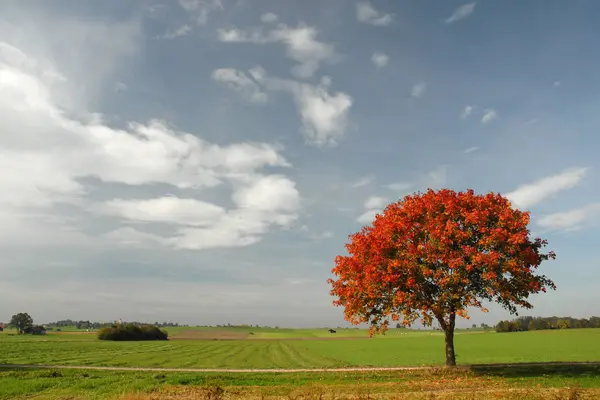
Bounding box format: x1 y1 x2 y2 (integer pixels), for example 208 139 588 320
329 189 556 336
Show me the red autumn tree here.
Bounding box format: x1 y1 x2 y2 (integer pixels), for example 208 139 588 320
329 189 556 366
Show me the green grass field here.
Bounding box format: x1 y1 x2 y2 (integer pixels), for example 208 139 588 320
1 328 599 368
1 327 600 399
1 364 600 399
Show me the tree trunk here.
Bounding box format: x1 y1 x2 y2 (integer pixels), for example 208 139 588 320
436 310 457 367
444 327 456 366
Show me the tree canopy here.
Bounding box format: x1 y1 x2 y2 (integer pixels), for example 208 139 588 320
329 189 556 366
9 312 34 334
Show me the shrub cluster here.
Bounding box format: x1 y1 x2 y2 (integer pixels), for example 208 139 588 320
97 324 168 341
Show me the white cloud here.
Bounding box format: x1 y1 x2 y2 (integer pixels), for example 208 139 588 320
157 24 192 40
261 13 278 23
463 146 479 154
538 203 600 232
357 195 390 224
254 73 352 147
218 24 337 79
505 167 589 209
231 174 300 212
179 0 223 25
371 51 389 68
364 196 388 209
444 2 477 24
0 41 299 250
291 79 352 146
411 82 427 98
386 182 413 192
481 109 497 124
212 68 268 104
553 80 561 87
104 227 167 248
101 175 300 250
215 68 352 147
356 1 394 26
357 209 379 224
426 166 447 189
217 28 270 43
114 82 128 93
95 197 226 226
461 105 473 119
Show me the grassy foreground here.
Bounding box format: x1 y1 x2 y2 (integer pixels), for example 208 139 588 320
1 329 599 368
1 328 599 398
1 364 600 399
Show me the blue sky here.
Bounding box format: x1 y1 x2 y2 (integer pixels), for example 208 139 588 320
1 0 599 328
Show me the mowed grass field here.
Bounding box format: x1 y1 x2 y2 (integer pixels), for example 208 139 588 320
1 327 600 399
1 327 599 368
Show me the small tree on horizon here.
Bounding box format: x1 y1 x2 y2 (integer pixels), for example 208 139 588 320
328 189 556 366
9 312 34 335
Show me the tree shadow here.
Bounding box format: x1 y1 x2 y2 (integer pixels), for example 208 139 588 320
468 362 600 378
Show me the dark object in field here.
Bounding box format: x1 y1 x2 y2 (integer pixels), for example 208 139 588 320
328 329 337 333
249 332 254 335
98 323 168 341
24 325 46 335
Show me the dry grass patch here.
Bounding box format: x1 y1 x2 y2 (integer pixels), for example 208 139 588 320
120 385 600 400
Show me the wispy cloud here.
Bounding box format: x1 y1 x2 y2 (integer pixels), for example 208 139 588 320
179 0 223 25
538 203 600 232
250 70 353 147
114 82 128 93
481 109 497 124
218 24 337 79
260 13 278 23
463 146 479 154
364 196 388 209
371 51 389 68
385 182 413 192
356 209 379 224
157 24 192 40
357 196 389 224
356 1 394 26
553 80 561 87
211 68 268 104
505 167 589 209
444 2 477 24
411 82 427 98
461 105 473 119
351 176 374 188
426 166 447 189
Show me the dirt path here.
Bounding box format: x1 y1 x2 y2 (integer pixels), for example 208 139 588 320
0 361 598 373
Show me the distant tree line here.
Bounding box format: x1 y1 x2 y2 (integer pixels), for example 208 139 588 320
98 324 168 341
47 320 183 329
496 316 600 332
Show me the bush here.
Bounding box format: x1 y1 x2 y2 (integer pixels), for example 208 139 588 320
97 324 168 341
